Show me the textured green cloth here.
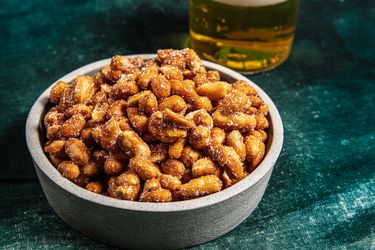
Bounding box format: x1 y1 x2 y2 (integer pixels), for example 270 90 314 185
0 0 374 249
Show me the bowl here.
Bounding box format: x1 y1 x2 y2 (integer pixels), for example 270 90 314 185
25 55 283 249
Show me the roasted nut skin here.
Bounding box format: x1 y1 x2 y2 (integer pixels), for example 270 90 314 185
111 79 139 99
91 102 109 123
44 108 65 128
251 130 268 142
107 100 127 119
72 75 95 104
193 109 213 128
160 65 183 81
139 92 158 116
46 125 61 141
206 143 245 181
100 117 121 151
127 107 149 134
82 162 102 177
150 143 168 163
255 114 269 130
148 110 190 143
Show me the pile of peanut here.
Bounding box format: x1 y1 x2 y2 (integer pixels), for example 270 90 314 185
43 48 269 202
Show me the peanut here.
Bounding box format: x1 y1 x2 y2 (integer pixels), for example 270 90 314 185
57 161 80 181
139 188 172 202
180 146 202 167
65 138 90 165
174 175 222 200
196 81 232 101
128 155 161 180
161 159 185 179
111 79 139 99
50 81 69 104
151 75 171 99
168 138 186 159
44 140 66 158
127 107 149 134
226 130 246 161
118 130 151 157
159 174 181 191
138 65 158 89
86 181 103 194
104 155 124 176
192 157 221 178
245 135 266 168
59 114 86 138
149 143 168 163
189 126 211 150
158 95 187 113
72 75 95 104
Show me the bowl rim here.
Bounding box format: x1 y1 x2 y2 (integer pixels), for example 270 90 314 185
26 54 283 212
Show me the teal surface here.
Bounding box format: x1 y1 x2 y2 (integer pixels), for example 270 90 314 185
1 0 374 249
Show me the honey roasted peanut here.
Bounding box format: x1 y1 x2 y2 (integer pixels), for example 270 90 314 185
43 48 269 202
192 157 221 178
128 155 161 180
65 138 90 165
245 135 266 169
118 130 151 157
173 175 222 200
196 81 232 101
158 95 187 113
59 114 86 139
168 138 186 159
57 161 80 181
161 159 185 179
50 81 69 104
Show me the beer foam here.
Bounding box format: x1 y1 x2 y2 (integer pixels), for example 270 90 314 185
212 0 287 7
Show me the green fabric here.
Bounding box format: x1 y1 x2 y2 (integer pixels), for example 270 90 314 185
0 0 374 249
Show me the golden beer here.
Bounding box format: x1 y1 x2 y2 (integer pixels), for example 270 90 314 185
189 0 299 73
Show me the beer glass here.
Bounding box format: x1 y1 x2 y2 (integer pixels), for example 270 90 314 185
189 0 299 74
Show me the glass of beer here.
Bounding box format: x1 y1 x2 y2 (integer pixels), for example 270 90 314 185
189 0 299 74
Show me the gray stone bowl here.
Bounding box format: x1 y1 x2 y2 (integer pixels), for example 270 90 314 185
25 55 283 249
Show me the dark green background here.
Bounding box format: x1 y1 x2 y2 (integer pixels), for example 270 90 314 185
1 0 374 249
